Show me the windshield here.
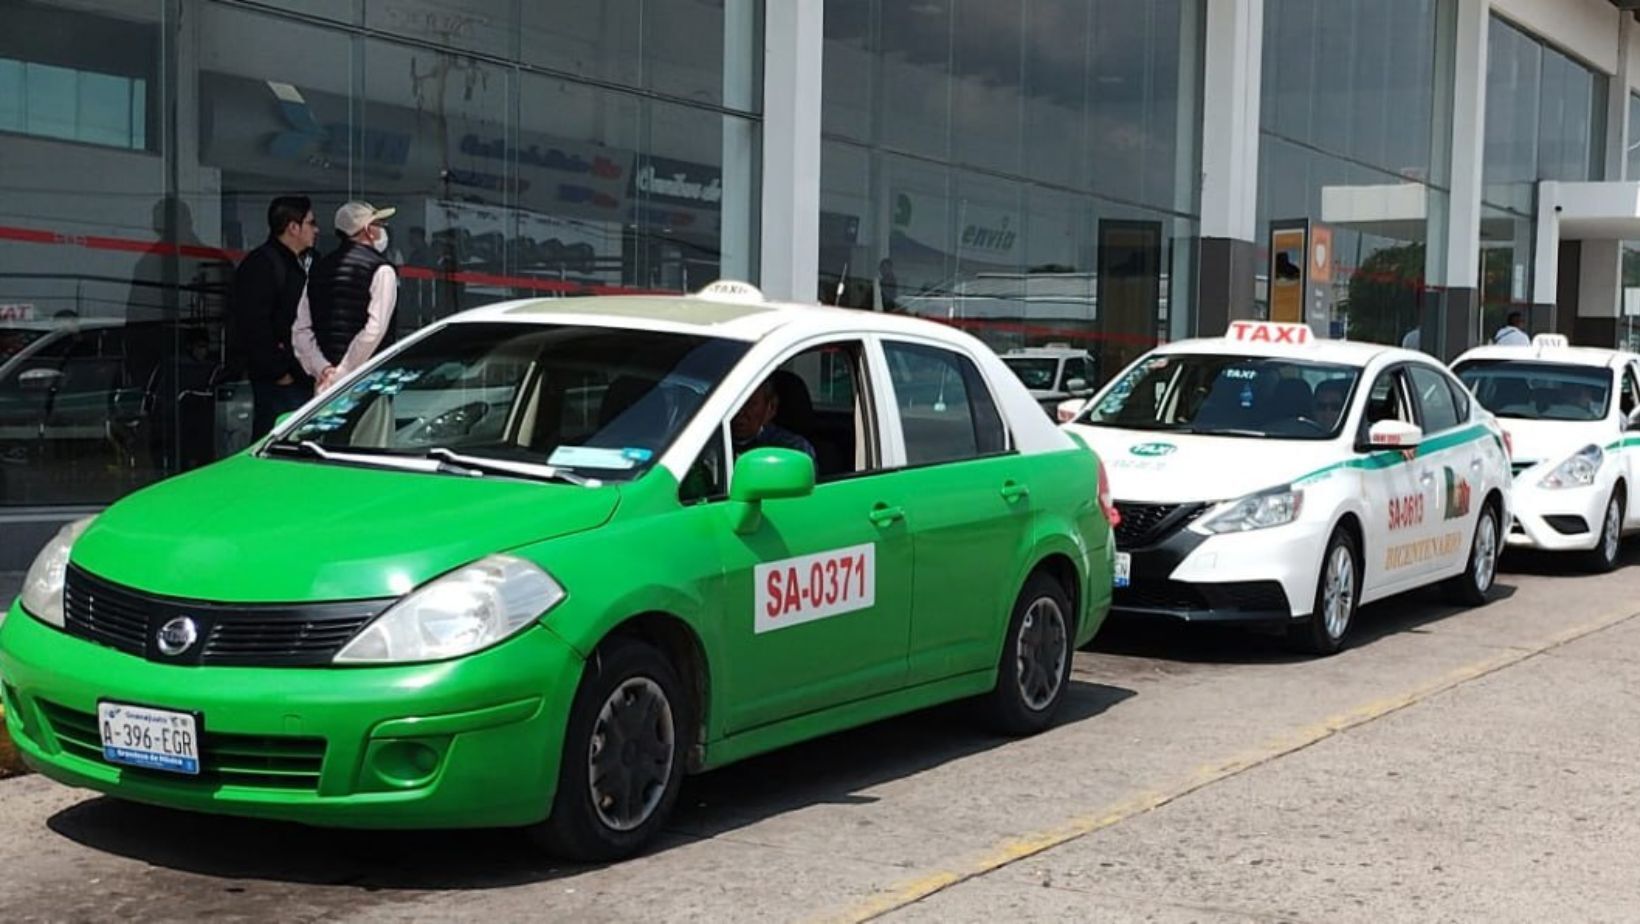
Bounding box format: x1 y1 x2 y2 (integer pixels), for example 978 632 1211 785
1454 359 1612 422
0 327 50 364
269 322 749 480
1002 357 1058 390
1079 352 1362 440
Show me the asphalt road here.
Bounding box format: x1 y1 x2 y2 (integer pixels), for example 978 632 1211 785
3 549 1640 923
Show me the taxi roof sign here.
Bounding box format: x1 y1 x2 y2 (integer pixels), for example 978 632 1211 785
1532 333 1570 350
1225 320 1314 346
695 279 766 303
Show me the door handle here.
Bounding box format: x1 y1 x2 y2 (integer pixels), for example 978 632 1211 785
869 503 905 527
1000 481 1030 502
1420 471 1435 486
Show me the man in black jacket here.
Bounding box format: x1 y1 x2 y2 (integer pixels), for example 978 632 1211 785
230 196 317 438
293 201 399 394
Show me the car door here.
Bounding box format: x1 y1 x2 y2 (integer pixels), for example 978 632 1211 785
1406 362 1478 579
1619 362 1640 529
706 337 916 735
1357 365 1443 593
878 338 1033 685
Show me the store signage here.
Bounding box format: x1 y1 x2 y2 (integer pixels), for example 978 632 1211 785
458 134 624 179
636 164 723 204
0 304 34 321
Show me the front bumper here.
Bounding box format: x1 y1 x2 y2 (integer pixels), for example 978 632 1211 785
1505 481 1607 552
0 602 582 829
1113 515 1326 624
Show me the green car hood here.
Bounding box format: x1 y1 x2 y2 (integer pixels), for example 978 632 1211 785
71 454 620 602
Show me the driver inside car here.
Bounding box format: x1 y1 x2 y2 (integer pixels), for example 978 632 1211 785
731 377 816 460
1313 379 1349 430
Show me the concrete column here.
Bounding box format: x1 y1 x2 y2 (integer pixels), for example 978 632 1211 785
718 0 756 285
1195 0 1262 335
1577 239 1623 347
1606 14 1633 183
1428 0 1490 360
759 0 823 302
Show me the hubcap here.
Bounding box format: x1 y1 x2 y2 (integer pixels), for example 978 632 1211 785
1604 498 1622 561
1016 597 1068 712
1322 545 1355 641
588 676 675 832
1474 511 1498 592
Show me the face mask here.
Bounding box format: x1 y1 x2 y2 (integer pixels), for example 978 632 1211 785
371 228 390 254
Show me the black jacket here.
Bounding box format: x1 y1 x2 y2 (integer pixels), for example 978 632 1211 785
307 240 396 366
229 239 308 382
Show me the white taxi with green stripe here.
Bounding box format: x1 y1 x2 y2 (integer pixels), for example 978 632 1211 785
1453 334 1640 570
1064 321 1511 655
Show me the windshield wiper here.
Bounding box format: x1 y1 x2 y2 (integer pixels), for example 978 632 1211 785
264 439 332 459
1189 427 1270 438
265 439 433 472
424 448 595 486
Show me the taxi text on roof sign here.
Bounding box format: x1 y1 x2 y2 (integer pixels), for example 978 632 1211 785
695 279 765 303
1532 333 1570 349
1225 320 1313 345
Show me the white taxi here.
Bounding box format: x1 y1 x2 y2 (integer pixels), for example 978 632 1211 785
1452 334 1640 570
1064 321 1512 655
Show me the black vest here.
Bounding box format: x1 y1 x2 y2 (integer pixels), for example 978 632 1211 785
307 240 396 365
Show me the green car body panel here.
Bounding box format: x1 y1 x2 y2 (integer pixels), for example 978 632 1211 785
2 354 1111 833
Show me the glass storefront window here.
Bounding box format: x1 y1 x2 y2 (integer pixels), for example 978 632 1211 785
819 0 1202 386
0 0 760 510
1483 17 1606 214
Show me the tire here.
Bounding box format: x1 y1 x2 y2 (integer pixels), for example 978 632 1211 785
979 572 1074 736
1582 489 1625 573
1443 500 1501 606
530 638 688 863
1287 527 1360 656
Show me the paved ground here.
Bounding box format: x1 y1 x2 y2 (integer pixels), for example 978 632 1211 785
3 550 1640 922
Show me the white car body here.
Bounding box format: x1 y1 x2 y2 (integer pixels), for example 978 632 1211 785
1001 346 1097 413
1452 337 1640 556
1063 321 1512 630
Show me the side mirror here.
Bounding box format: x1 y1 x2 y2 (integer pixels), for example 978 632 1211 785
1364 419 1423 451
18 367 61 392
1056 397 1088 424
1065 377 1088 393
1625 408 1640 431
728 448 816 533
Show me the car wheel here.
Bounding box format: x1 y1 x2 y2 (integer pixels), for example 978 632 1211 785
1583 488 1625 573
979 572 1074 736
530 637 688 862
1443 500 1500 606
1287 527 1359 656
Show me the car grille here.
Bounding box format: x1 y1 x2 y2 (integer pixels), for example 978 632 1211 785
1113 502 1210 549
36 700 326 791
1115 580 1290 614
62 565 391 667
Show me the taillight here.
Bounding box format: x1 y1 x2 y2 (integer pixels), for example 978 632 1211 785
1502 430 1514 461
1097 461 1121 527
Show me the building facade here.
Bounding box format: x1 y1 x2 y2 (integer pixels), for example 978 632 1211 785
3 0 1640 566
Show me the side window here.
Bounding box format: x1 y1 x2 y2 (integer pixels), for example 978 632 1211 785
1445 373 1472 422
1361 368 1415 434
1408 365 1460 433
682 340 879 503
1622 367 1640 418
1063 357 1092 390
883 341 1007 466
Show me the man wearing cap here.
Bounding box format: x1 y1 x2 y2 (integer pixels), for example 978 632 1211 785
293 201 399 393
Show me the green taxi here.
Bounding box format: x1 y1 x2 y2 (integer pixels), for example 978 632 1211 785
1 283 1115 860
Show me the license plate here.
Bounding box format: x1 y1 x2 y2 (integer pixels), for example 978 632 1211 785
1114 552 1132 588
98 701 200 775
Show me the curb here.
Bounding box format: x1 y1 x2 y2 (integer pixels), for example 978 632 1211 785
0 706 26 779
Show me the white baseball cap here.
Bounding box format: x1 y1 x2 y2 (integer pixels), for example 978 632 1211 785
334 200 396 235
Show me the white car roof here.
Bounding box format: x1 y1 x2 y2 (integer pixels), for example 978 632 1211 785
1003 347 1089 359
1453 343 1637 370
1150 333 1401 369
452 289 981 347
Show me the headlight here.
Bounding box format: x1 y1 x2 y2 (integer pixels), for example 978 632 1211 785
1539 445 1603 489
334 555 564 664
18 517 95 628
1201 487 1304 533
